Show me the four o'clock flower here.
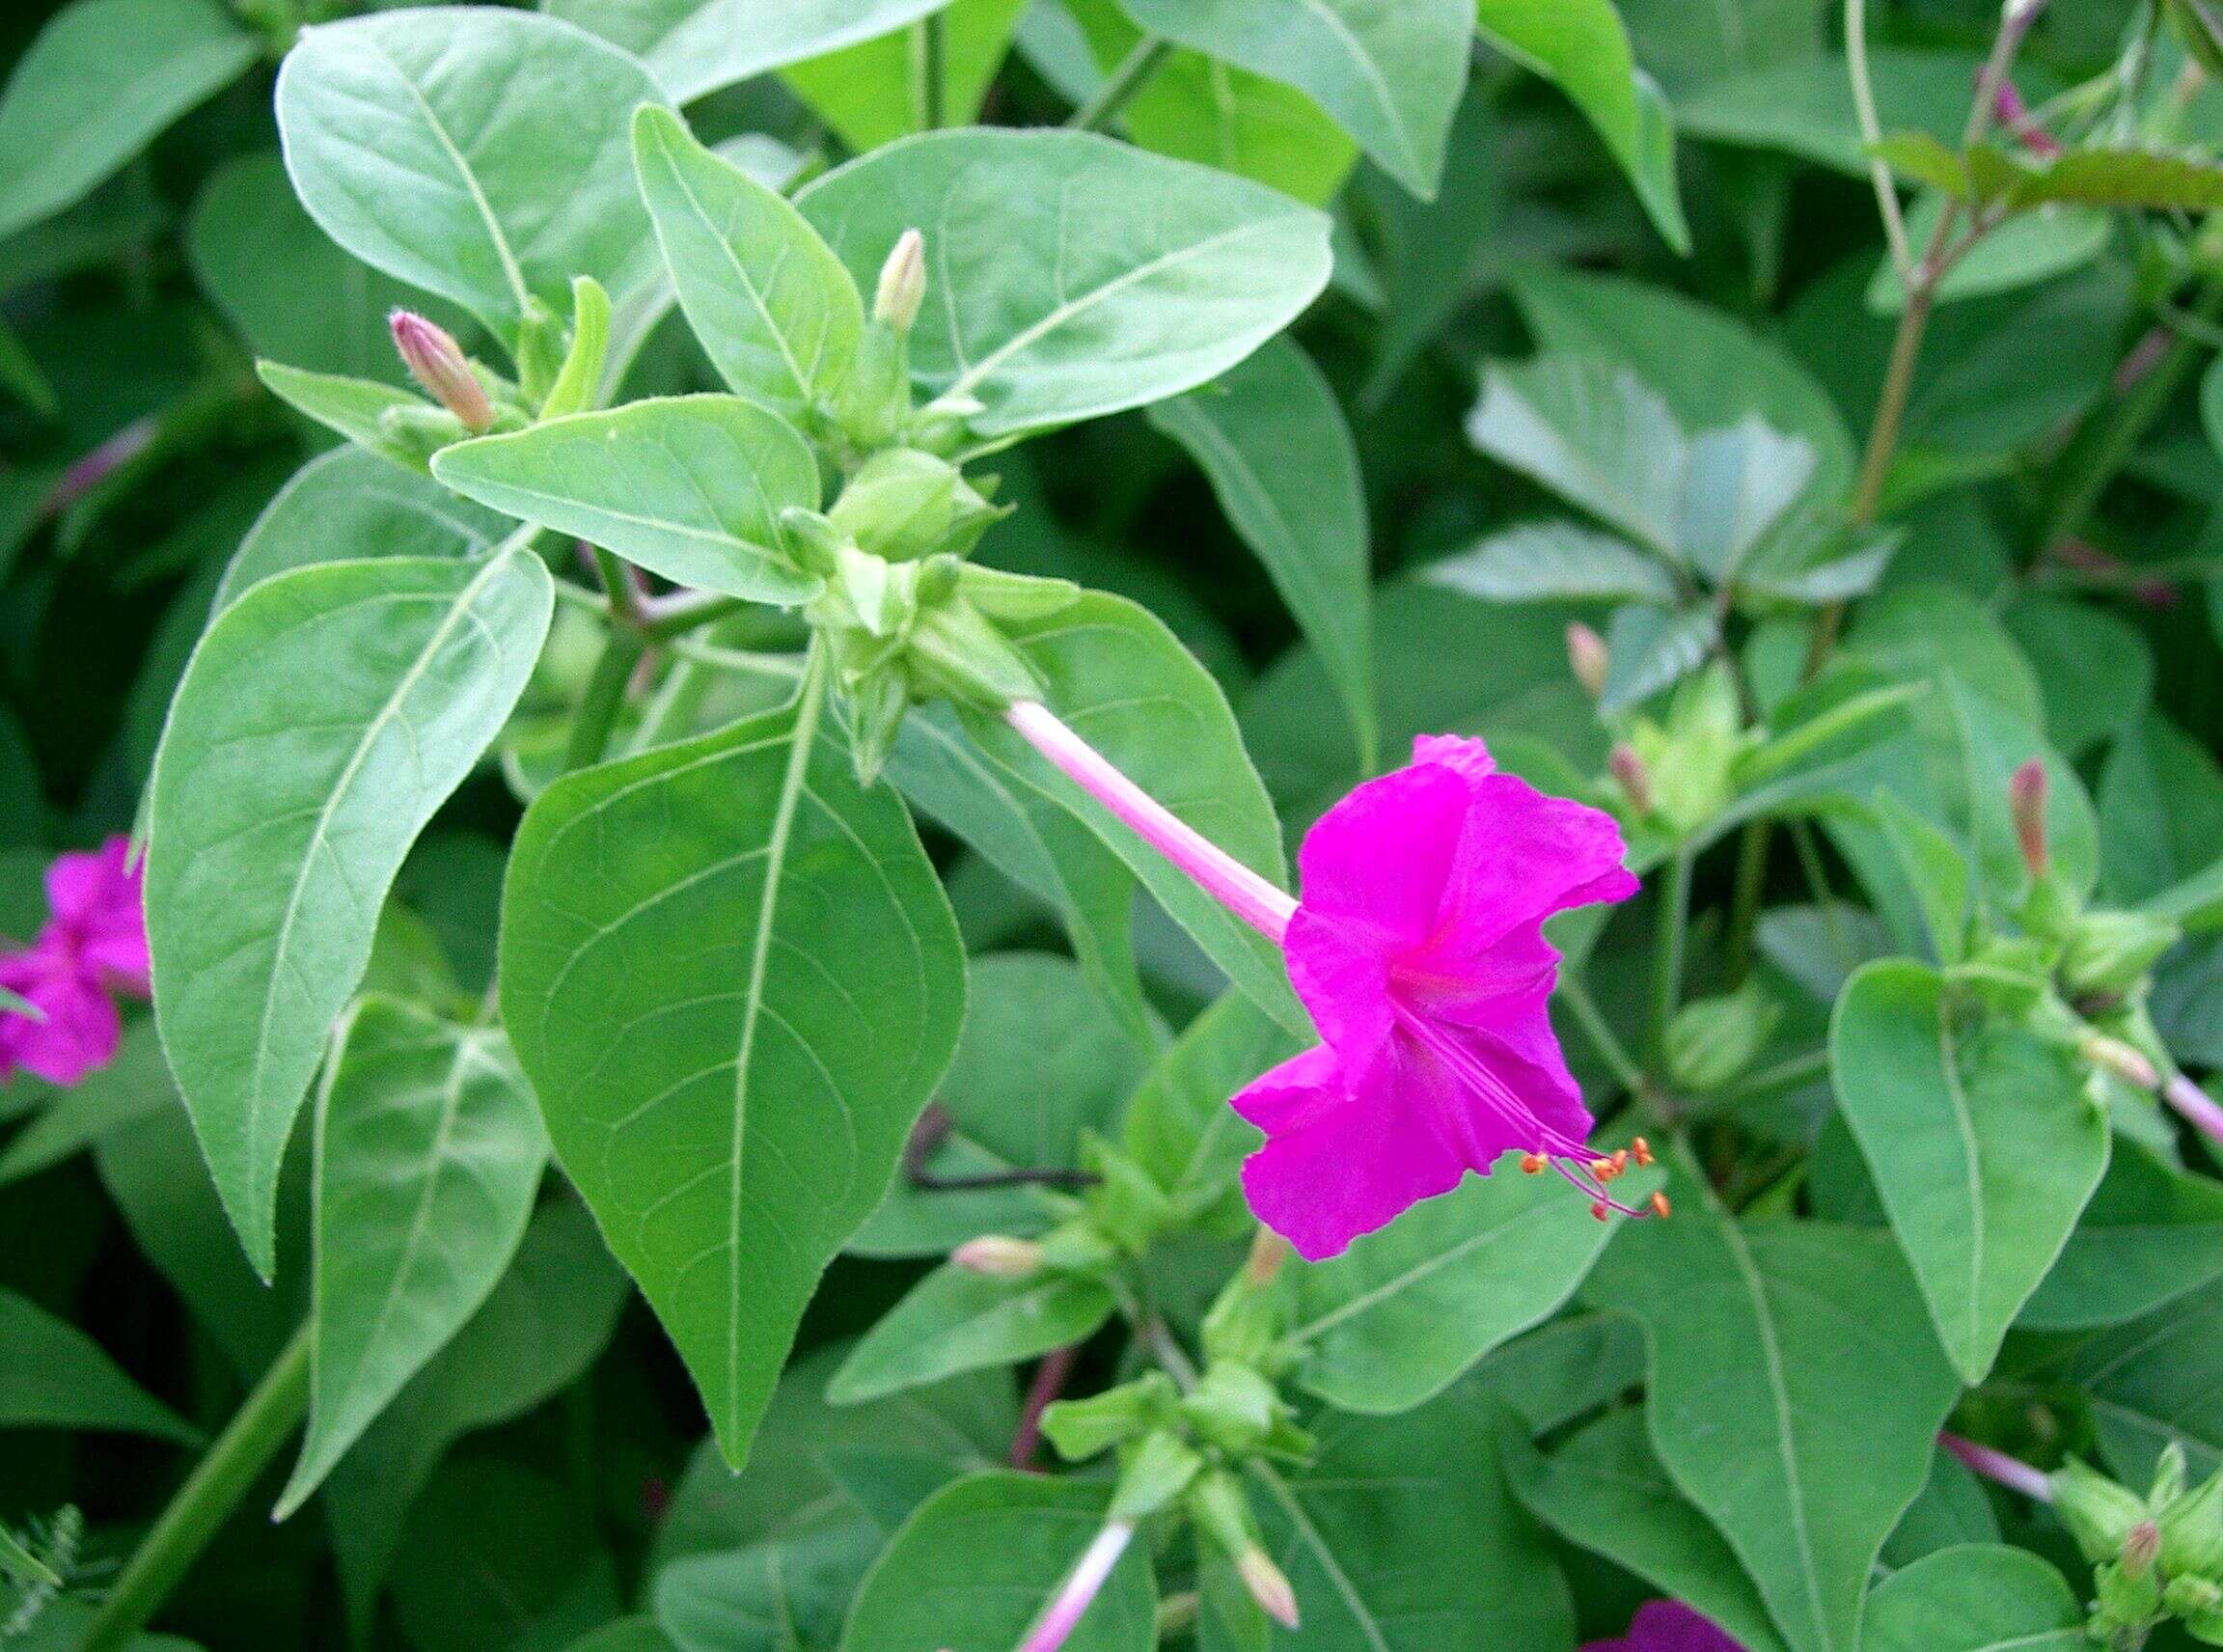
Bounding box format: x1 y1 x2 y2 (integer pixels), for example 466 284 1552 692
1004 703 1644 1261
0 836 150 1087
1583 1600 1746 1652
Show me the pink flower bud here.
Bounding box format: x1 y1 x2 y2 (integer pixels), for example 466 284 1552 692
1991 77 2062 158
389 310 492 431
2124 1519 2161 1579
952 1235 1044 1279
1566 622 1609 702
2079 1032 2159 1091
2009 758 2048 880
874 228 926 334
1609 744 1653 816
1238 1547 1300 1628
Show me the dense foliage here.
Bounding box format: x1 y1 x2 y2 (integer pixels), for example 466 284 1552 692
6 1 2223 1650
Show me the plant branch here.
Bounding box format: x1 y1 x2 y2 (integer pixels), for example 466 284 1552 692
914 11 947 130
1010 1344 1081 1471
81 1325 312 1652
1066 36 1169 132
1649 849 1694 1069
1845 0 1911 279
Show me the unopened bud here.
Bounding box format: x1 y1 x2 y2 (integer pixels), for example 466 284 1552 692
389 310 492 431
1238 1548 1301 1629
2079 1032 2159 1091
2161 1467 2223 1577
1609 743 1653 815
875 228 926 333
1244 1227 1288 1288
2124 1519 2161 1579
2009 758 2048 880
952 1235 1043 1279
2166 1574 2223 1617
1566 622 1609 701
2053 1458 2151 1565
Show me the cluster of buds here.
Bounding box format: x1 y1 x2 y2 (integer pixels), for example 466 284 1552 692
1568 629 1748 844
2054 1446 2223 1644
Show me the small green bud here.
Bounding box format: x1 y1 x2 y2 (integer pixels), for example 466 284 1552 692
2167 1575 2223 1618
2061 910 2181 1000
1109 1429 1202 1522
2163 1469 2223 1579
513 294 569 407
843 665 910 787
1200 1231 1291 1368
779 507 848 581
2053 1458 2152 1565
834 323 912 451
1666 979 1783 1094
2095 1556 2163 1627
873 228 926 334
956 563 1081 621
1189 1471 1256 1557
1179 1363 1279 1456
1040 1373 1178 1462
828 448 1004 563
905 596 1043 709
1567 621 1608 702
2019 868 2081 943
377 401 473 463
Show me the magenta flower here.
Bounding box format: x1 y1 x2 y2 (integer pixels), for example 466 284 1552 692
1004 702 1643 1262
0 836 149 1087
1583 1601 1746 1652
1230 735 1639 1259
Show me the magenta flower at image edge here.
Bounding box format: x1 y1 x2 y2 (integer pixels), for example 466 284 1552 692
1582 1600 1748 1652
1003 702 1657 1263
0 835 150 1087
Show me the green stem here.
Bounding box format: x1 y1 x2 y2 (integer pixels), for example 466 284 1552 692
1649 849 1694 1069
82 1325 312 1652
1558 972 1648 1099
2040 279 2223 553
563 629 647 774
1723 820 1772 986
914 12 947 130
641 593 748 642
1066 36 1169 132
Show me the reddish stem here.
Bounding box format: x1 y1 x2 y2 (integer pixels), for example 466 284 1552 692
1010 1343 1080 1471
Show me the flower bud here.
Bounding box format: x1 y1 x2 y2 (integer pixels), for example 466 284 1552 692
1245 1227 1288 1289
828 448 1003 564
2052 1457 2151 1565
2166 1573 2223 1617
874 228 926 333
2161 1468 2223 1579
1108 1429 1203 1522
1179 1362 1279 1455
952 1235 1044 1279
389 310 492 431
1237 1548 1301 1629
1666 980 1782 1094
2124 1519 2161 1579
2009 758 2048 881
2079 1032 2159 1092
1608 744 1653 815
1566 622 1609 701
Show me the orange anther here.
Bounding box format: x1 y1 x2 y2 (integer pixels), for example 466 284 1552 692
1590 1158 1616 1180
1650 1191 1672 1219
1590 1201 1608 1222
1632 1137 1654 1166
1611 1149 1631 1174
1521 1153 1546 1174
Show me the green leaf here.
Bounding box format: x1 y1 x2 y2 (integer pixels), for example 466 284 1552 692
1681 49 1996 179
1507 264 1856 500
255 361 436 477
499 675 966 1468
390 1461 614 1652
1241 1388 1574 1652
277 998 547 1518
656 1521 878 1652
783 0 1029 151
0 1287 199 1443
548 0 952 105
1427 522 1678 605
1468 357 1688 556
276 9 669 341
1289 1153 1660 1415
798 128 1332 439
828 1266 1115 1407
147 548 555 1278
631 107 863 427
1469 1310 1646 1433
1860 1545 2084 1652
853 952 1148 1256
2050 1277 2223 1483
954 592 1304 1037
2020 1139 2223 1330
1998 143 2223 210
885 706 1151 1049
1115 0 1471 199
0 1018 174 1187
561 1622 677 1652
1148 339 1377 769
1602 602 1718 711
189 152 464 390
0 0 256 241
1476 0 1689 251
1585 1167 1962 1652
217 447 514 615
1831 960 2108 1384
1122 990 1300 1228
323 1200 628 1641
1505 1408 1792 1652
1615 0 1825 95
432 397 822 604
2101 713 2223 905
842 1472 1156 1652
1062 0 1359 206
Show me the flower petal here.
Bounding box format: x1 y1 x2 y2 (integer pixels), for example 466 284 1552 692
1440 982 1596 1150
1580 1600 1747 1652
0 950 122 1087
1411 732 1496 780
1234 1040 1470 1260
1294 762 1471 948
42 836 148 996
1437 773 1636 958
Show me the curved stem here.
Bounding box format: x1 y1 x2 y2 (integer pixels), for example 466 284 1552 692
1066 36 1169 132
82 1325 312 1652
1846 0 1911 279
563 629 647 774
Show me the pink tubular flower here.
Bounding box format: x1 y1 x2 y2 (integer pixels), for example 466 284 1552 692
1583 1600 1746 1652
1019 1521 1134 1652
0 836 148 1086
1003 702 1641 1263
1231 735 1638 1259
